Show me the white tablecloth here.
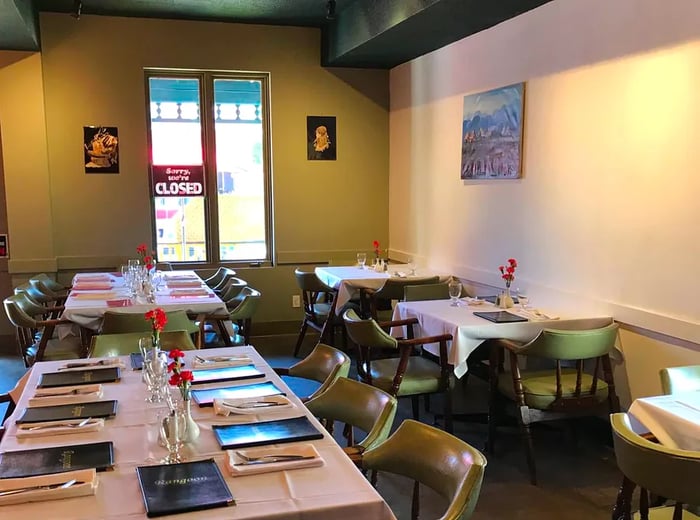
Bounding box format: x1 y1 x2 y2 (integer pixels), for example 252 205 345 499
392 299 614 378
62 271 227 334
628 391 700 451
0 347 395 519
315 266 442 313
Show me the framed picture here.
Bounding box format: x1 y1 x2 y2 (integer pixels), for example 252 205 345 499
460 83 524 180
84 126 119 174
307 116 336 160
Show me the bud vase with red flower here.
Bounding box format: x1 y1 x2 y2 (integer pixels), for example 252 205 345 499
167 349 200 444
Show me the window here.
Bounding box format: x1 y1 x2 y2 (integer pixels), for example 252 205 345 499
145 71 273 265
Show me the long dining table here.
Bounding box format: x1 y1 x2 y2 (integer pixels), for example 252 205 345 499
61 271 227 336
392 298 614 378
0 346 396 519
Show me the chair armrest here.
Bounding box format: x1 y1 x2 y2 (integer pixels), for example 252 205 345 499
38 318 73 327
0 393 10 404
496 338 526 353
273 367 290 376
378 317 419 328
399 333 453 347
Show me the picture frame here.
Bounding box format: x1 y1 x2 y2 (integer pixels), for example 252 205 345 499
460 83 524 180
307 116 336 161
84 126 119 174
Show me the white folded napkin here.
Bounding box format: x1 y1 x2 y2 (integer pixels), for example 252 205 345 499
213 395 293 416
169 289 210 297
226 444 323 476
192 355 254 370
16 418 105 439
166 280 203 288
0 468 97 505
74 274 111 282
462 297 488 306
70 291 118 300
29 384 103 407
58 359 125 371
526 309 560 321
392 271 407 278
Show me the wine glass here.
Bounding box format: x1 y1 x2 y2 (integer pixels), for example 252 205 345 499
516 288 530 309
159 409 186 464
448 279 462 307
406 257 416 276
357 252 367 270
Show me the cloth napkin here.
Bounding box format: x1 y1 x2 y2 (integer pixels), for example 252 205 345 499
29 384 103 407
226 444 323 476
166 280 203 288
0 469 97 505
169 289 211 297
213 395 293 416
106 298 133 307
15 418 105 439
522 309 560 321
164 274 199 281
71 282 113 291
74 274 111 282
461 297 489 306
70 291 118 300
192 356 253 369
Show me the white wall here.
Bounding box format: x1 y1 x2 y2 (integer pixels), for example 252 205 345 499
389 0 700 401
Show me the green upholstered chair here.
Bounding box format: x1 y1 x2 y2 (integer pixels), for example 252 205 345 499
14 282 54 306
89 330 196 357
293 268 350 357
274 343 351 402
30 274 69 305
362 419 487 520
196 287 261 347
611 413 700 520
342 308 454 432
3 294 84 366
306 377 397 470
33 273 69 294
100 309 201 347
403 282 451 302
361 275 440 322
201 267 236 290
218 277 248 304
488 322 620 485
659 365 700 395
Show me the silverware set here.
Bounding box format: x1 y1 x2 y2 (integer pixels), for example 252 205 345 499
233 451 315 466
0 479 83 497
21 417 93 431
33 388 95 398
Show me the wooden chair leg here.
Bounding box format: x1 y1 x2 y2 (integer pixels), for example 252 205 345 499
411 480 420 520
517 406 537 485
293 321 309 357
444 389 453 434
424 394 431 414
411 396 420 421
612 476 634 520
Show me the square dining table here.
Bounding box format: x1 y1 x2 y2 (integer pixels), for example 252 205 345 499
392 299 614 378
0 346 396 519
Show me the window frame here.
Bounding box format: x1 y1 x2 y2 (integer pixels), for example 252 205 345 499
144 68 275 268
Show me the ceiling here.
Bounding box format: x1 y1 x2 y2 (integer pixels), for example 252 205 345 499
2 0 553 68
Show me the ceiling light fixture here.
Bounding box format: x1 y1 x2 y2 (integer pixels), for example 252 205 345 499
72 0 82 20
326 0 336 20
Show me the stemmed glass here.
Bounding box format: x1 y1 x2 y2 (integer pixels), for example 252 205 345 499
357 253 367 270
140 337 167 403
407 258 416 276
516 288 530 310
448 279 462 307
159 409 186 464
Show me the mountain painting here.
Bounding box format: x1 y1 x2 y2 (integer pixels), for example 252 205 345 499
460 83 524 180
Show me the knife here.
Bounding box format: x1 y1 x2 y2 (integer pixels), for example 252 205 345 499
0 479 84 497
222 401 286 409
233 456 316 466
59 360 110 370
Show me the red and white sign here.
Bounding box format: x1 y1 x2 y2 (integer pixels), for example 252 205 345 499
0 234 7 258
151 165 205 197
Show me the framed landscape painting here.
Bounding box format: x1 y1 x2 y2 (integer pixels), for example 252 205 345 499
460 83 524 180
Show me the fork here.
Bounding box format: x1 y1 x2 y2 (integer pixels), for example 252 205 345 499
24 417 93 431
34 388 94 398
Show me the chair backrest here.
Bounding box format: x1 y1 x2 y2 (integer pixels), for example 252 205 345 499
372 276 440 301
228 287 262 320
659 365 700 395
520 323 619 360
363 419 487 520
218 277 248 303
213 270 239 293
29 278 62 300
611 412 700 507
14 283 52 305
404 282 451 301
90 330 196 357
3 295 39 329
294 268 336 315
288 343 351 400
306 377 397 452
33 273 67 293
11 292 49 318
101 309 198 335
203 267 235 289
155 262 173 271
342 308 398 350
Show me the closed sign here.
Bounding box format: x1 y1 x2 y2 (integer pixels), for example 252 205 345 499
151 165 204 197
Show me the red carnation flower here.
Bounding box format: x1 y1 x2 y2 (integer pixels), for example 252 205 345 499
168 349 184 360
180 371 194 382
168 373 181 386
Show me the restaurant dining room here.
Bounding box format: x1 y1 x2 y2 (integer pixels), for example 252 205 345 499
0 0 698 518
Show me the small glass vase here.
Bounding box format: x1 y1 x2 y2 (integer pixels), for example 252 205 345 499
180 399 200 444
499 287 515 309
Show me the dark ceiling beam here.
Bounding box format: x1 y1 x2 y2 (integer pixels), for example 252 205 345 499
322 0 554 68
0 0 40 51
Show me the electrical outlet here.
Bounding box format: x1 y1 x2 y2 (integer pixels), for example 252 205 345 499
292 295 301 308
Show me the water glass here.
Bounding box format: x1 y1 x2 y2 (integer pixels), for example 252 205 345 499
516 288 530 309
159 409 186 464
407 258 416 276
357 253 367 269
448 280 462 307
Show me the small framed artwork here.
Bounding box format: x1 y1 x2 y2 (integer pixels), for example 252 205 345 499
307 116 336 160
84 126 119 174
460 83 524 180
